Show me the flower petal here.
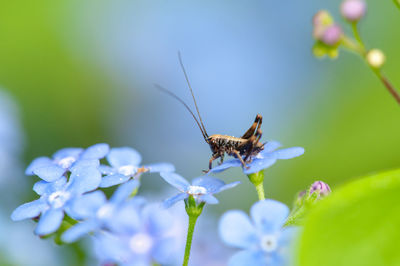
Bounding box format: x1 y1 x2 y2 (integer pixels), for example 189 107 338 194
209 159 242 173
99 174 131 188
35 208 64 235
228 250 266 266
250 199 289 233
192 176 226 193
199 194 219 204
70 159 100 172
219 210 258 249
145 162 175 173
68 166 101 194
11 199 48 221
99 165 116 175
33 180 49 195
163 193 188 208
153 237 179 264
106 147 141 168
80 143 110 160
279 226 299 246
33 165 65 182
215 181 241 194
272 147 304 159
159 172 190 191
61 220 98 243
263 141 282 153
228 250 265 266
110 179 140 204
52 147 83 161
243 158 277 174
25 157 52 175
69 191 107 219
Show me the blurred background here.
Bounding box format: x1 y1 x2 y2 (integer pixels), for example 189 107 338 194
0 0 399 265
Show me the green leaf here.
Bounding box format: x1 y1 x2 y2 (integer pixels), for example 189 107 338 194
299 168 400 266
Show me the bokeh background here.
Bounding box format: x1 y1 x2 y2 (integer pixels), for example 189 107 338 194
0 0 399 265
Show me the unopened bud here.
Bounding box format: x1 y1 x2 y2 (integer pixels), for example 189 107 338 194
321 25 342 46
366 49 385 68
341 0 366 22
312 10 334 40
310 181 331 197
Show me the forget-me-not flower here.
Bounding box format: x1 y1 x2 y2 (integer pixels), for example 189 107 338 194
11 160 102 236
159 172 240 208
61 179 141 243
219 200 298 266
209 141 304 175
92 203 181 266
25 143 109 182
99 147 175 188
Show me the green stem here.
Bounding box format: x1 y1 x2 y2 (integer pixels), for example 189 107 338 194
255 182 265 200
393 0 400 10
370 68 400 105
183 215 199 266
351 22 364 51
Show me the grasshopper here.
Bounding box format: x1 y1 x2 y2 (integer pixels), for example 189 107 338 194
156 53 264 172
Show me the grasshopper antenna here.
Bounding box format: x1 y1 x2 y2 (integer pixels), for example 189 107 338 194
155 83 209 142
178 52 209 138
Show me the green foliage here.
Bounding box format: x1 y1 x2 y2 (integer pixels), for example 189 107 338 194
299 168 400 266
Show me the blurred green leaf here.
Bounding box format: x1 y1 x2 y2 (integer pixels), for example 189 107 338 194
299 168 400 266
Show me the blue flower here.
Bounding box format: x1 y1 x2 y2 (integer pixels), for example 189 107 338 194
61 180 141 243
209 141 304 175
219 200 298 266
99 147 175 188
25 143 109 182
11 160 102 236
159 172 240 208
92 202 181 266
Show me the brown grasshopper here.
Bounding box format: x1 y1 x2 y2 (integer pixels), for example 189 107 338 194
155 53 265 172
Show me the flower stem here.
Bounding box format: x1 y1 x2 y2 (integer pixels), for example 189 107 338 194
183 215 199 266
371 69 400 105
351 22 364 51
248 171 266 201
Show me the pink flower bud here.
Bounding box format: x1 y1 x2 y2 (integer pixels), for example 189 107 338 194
309 181 331 197
321 25 342 46
341 0 366 22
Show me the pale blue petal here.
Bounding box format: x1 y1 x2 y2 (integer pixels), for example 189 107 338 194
107 147 141 168
68 167 101 194
81 143 110 160
52 148 83 161
152 237 178 264
209 159 242 173
243 158 277 174
192 176 225 193
70 159 100 172
99 174 131 188
46 176 68 194
279 227 299 246
99 165 116 175
144 162 175 173
107 203 141 234
33 165 65 182
250 200 289 233
142 204 173 235
272 147 305 159
215 181 241 194
199 194 219 204
263 141 282 153
11 199 48 221
33 180 49 195
94 233 128 263
228 250 265 266
163 193 188 208
219 210 258 249
61 220 98 243
159 172 190 191
35 208 64 235
69 191 107 219
25 157 52 175
110 180 140 204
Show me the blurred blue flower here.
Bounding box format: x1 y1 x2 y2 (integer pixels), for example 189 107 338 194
159 172 240 208
92 203 181 266
25 143 109 182
209 141 304 175
99 147 175 188
219 199 298 266
61 180 141 243
11 161 102 236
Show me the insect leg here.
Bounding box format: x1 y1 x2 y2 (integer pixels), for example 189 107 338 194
203 153 220 173
241 114 263 139
219 154 225 165
232 150 249 169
